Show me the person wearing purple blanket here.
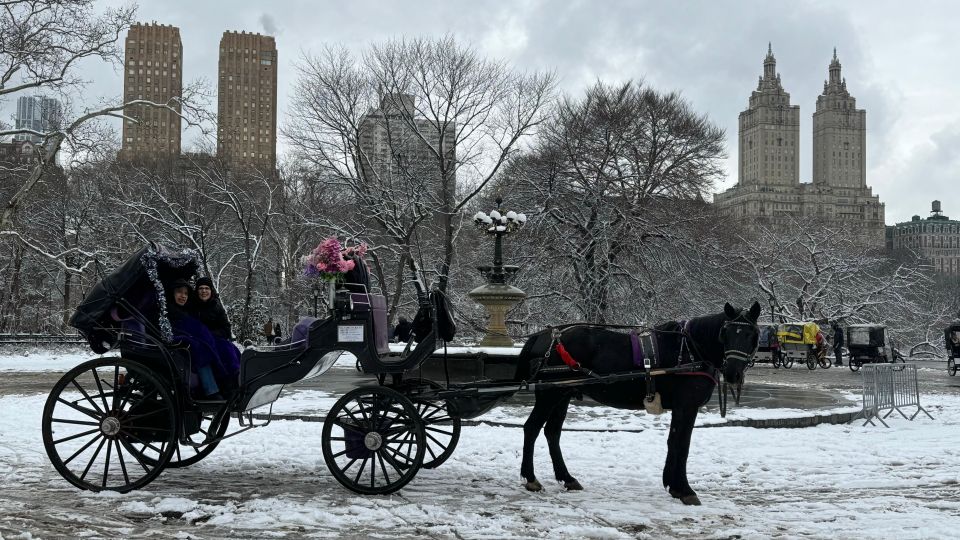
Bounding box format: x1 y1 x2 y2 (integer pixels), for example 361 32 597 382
166 279 230 401
190 276 241 395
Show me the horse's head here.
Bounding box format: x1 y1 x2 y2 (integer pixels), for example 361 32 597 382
718 301 762 386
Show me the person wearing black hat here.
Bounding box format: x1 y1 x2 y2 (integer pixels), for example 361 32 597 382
192 276 232 339
189 276 240 395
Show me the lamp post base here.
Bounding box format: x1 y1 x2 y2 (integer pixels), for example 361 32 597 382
468 283 526 347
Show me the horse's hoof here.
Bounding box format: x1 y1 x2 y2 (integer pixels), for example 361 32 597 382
563 479 583 491
681 495 701 506
524 480 543 492
668 488 683 499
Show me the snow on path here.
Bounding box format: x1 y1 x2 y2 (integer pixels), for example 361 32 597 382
3 392 960 538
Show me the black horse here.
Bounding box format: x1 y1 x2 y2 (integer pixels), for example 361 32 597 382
515 302 761 505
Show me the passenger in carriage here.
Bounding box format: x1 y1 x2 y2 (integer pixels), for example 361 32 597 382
166 279 232 401
189 277 241 393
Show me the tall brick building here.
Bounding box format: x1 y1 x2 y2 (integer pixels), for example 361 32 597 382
217 31 278 171
120 23 183 160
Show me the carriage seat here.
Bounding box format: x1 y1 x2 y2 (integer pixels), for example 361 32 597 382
348 293 390 356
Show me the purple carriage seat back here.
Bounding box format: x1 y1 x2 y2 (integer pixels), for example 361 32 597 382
290 316 319 348
350 293 389 355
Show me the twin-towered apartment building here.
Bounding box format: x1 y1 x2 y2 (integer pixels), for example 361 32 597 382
118 22 277 171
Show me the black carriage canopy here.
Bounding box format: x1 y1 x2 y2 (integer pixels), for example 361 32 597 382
847 325 885 347
946 323 960 345
69 243 201 352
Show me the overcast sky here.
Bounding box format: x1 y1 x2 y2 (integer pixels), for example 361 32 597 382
11 0 960 223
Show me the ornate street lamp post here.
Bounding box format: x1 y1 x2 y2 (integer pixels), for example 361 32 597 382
468 197 527 347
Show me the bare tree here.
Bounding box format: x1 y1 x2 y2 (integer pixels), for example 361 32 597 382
505 81 726 323
283 36 556 297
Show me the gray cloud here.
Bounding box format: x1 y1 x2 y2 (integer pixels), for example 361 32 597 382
5 0 956 224
259 13 278 36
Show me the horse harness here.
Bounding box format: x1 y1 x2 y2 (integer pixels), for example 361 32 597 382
542 322 719 405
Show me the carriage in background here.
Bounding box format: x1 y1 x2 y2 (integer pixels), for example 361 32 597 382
845 324 902 372
751 323 783 368
946 322 960 376
776 322 829 370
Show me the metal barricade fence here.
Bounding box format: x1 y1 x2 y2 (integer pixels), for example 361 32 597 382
858 363 934 427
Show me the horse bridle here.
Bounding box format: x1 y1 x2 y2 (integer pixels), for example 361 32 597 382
718 319 760 370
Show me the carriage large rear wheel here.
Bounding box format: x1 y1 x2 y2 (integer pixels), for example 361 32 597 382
322 386 425 494
42 358 177 492
948 357 957 376
402 379 461 469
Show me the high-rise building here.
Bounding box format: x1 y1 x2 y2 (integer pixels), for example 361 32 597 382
714 46 885 245
217 31 277 171
120 23 182 161
813 49 866 188
14 95 62 143
890 201 960 275
738 44 800 187
358 94 456 196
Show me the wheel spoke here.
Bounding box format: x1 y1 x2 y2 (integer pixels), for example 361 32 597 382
80 437 107 482
51 418 99 427
63 433 104 466
370 449 377 488
353 457 368 485
332 416 365 433
102 438 113 487
114 439 130 486
378 448 405 479
56 397 102 421
424 426 453 436
71 379 105 416
91 367 111 413
111 365 120 413
53 427 101 446
120 429 167 456
376 451 391 486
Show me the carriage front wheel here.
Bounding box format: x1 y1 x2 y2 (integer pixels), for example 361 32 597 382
42 357 177 492
948 357 957 376
322 386 426 495
806 352 817 370
783 356 794 369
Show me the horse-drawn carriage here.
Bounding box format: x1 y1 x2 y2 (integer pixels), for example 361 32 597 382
751 323 783 368
43 242 761 503
945 322 960 376
845 324 902 372
41 243 444 493
776 322 829 370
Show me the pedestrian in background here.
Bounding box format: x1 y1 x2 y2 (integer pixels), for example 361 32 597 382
832 322 845 366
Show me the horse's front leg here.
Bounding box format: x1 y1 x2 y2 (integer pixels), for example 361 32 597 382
543 392 581 490
669 405 701 506
521 390 557 491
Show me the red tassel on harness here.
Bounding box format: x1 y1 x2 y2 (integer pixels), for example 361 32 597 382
555 342 580 369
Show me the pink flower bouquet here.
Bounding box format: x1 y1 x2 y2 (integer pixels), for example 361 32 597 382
304 237 367 282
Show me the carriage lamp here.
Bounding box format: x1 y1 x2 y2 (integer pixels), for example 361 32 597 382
469 196 527 347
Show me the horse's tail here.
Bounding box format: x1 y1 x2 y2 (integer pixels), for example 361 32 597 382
513 329 552 382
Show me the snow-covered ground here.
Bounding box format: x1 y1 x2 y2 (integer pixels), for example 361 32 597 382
2 374 959 538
